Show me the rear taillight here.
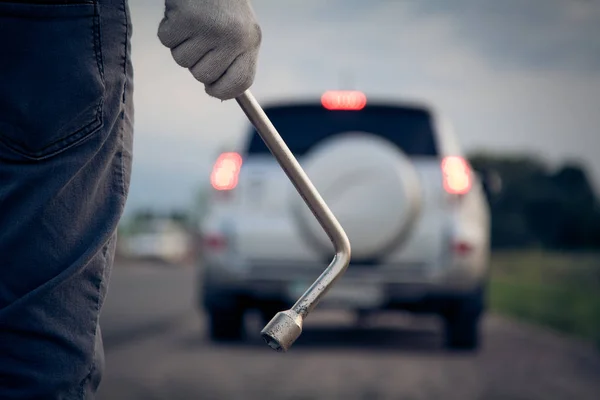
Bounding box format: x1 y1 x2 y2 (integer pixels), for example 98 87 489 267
210 152 242 191
202 233 227 252
452 241 473 256
442 156 472 195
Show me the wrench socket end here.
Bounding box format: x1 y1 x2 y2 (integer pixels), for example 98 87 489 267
260 310 303 352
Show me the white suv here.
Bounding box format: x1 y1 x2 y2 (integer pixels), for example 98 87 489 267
199 91 491 350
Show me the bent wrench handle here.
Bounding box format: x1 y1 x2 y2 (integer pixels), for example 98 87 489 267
235 90 351 352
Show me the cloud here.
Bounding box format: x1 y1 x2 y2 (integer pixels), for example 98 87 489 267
405 0 600 72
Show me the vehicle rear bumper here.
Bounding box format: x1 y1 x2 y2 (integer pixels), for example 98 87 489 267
201 258 486 313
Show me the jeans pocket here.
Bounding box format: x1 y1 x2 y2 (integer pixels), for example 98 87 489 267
0 1 105 160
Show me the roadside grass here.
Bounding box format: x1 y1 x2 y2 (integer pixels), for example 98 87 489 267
489 250 600 347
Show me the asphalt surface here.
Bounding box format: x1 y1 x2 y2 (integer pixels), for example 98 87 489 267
97 260 600 400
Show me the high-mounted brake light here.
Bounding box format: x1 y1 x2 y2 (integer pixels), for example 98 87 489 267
442 156 472 195
210 152 242 191
321 90 367 111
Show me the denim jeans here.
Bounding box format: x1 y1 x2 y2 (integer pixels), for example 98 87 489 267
0 0 133 398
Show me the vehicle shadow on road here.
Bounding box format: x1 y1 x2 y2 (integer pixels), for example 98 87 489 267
263 326 443 353
180 324 446 354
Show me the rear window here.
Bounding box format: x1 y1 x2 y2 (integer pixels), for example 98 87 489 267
245 104 439 157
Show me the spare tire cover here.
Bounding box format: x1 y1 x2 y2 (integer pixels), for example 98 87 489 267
291 132 423 261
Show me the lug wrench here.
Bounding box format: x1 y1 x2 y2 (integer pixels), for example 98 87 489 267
235 90 351 352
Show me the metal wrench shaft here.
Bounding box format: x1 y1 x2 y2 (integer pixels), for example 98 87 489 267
235 90 351 352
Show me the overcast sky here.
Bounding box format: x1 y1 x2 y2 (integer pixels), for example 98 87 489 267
123 0 600 216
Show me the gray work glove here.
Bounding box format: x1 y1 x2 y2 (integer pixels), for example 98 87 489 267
158 0 262 100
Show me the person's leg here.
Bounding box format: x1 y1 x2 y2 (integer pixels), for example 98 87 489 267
0 0 133 398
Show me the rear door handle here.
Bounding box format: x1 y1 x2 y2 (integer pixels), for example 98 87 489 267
235 90 352 352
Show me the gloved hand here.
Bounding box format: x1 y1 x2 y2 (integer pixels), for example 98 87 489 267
158 0 262 100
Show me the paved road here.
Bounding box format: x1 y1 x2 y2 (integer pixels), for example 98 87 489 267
99 259 194 350
97 261 600 400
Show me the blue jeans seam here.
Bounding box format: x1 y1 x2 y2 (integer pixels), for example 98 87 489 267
121 0 129 103
118 113 127 199
78 240 111 399
93 0 105 83
117 0 130 199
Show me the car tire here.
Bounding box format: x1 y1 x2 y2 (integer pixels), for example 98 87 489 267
442 287 485 351
207 306 246 342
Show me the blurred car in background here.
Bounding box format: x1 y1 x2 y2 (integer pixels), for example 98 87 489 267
199 91 491 350
121 218 191 265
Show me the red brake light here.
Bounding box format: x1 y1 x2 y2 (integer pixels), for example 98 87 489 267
210 152 242 191
442 156 472 195
321 91 367 111
452 241 473 256
203 233 227 251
